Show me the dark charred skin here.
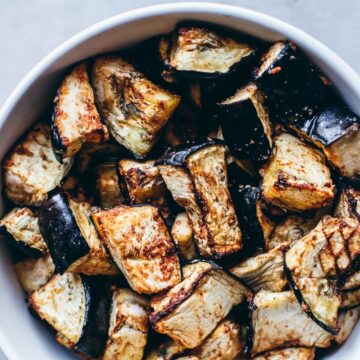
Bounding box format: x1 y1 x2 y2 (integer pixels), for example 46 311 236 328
75 276 111 358
50 118 66 163
244 296 256 358
254 41 329 122
230 186 265 251
0 225 43 258
38 191 90 274
284 261 340 335
287 103 360 147
217 89 272 163
155 137 224 166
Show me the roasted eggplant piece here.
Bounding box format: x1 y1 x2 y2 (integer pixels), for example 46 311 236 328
285 216 360 333
218 83 273 163
92 205 181 294
102 288 149 360
335 187 360 225
189 318 243 360
171 212 197 261
340 288 360 309
51 62 109 159
334 308 360 344
0 207 48 257
118 159 168 206
230 185 274 250
253 41 329 121
253 347 315 360
248 290 333 356
95 160 124 209
157 140 242 258
38 192 118 275
230 247 287 292
149 261 249 349
261 133 334 212
284 104 360 180
61 175 94 203
29 273 110 358
14 254 55 294
163 27 254 79
145 340 185 360
92 56 181 159
3 123 72 205
267 215 317 250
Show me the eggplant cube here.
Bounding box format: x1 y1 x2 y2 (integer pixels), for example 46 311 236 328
118 159 168 206
103 288 149 360
285 216 360 333
249 290 332 356
145 340 185 360
0 207 48 257
149 261 249 349
286 104 360 180
51 62 109 159
29 273 110 358
261 133 334 211
230 247 287 292
334 308 360 344
158 141 242 258
39 192 118 276
190 318 243 360
171 212 197 261
218 83 273 162
92 205 181 294
92 56 181 159
3 123 72 205
95 161 124 209
335 187 360 225
166 27 254 78
15 254 55 294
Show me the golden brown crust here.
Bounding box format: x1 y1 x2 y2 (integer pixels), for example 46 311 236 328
261 133 334 212
3 123 72 205
53 62 108 157
92 205 181 294
92 56 180 158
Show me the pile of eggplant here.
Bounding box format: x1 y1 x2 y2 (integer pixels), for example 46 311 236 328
2 22 360 360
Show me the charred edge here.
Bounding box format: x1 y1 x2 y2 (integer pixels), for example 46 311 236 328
0 225 43 258
155 138 225 166
116 162 131 205
50 111 66 163
75 276 111 358
284 260 339 335
337 253 360 290
38 191 90 274
346 188 360 223
149 267 213 326
244 295 256 358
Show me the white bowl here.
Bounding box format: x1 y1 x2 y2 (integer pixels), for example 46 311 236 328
1 3 359 359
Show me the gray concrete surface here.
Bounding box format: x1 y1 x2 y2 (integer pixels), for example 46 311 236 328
0 0 359 107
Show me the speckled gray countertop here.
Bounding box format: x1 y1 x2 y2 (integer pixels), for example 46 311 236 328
0 0 359 107
0 1 359 358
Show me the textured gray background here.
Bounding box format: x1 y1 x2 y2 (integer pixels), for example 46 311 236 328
0 0 360 107
0 0 359 358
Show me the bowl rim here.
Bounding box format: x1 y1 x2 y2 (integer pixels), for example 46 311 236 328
1 2 360 358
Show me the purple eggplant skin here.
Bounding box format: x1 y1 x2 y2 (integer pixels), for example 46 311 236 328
0 225 43 258
75 276 111 358
38 191 90 274
155 138 224 166
253 41 330 122
50 118 66 163
218 96 272 163
284 262 339 335
230 186 265 251
288 103 360 147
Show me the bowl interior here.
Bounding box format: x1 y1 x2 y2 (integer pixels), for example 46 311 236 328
0 4 359 359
